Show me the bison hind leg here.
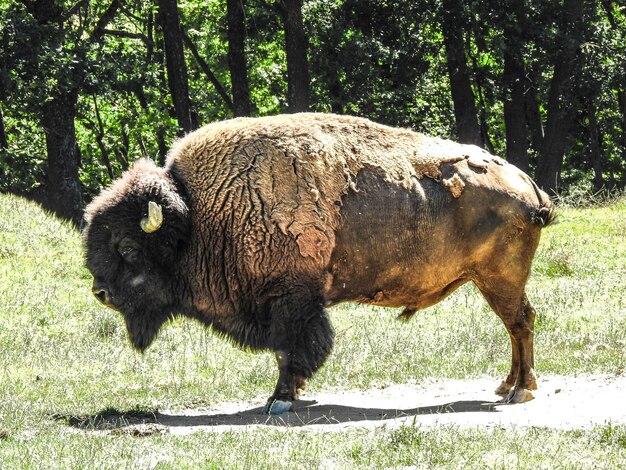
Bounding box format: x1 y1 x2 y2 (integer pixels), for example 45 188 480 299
477 283 538 404
504 386 535 404
494 379 514 397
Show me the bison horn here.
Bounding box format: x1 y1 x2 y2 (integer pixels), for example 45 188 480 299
140 201 163 233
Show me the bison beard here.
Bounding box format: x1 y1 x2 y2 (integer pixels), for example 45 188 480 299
83 113 556 415
123 307 173 352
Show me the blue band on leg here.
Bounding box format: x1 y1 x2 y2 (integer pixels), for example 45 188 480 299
262 399 293 415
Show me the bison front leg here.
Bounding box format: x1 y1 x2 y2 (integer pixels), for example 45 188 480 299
263 352 307 415
262 284 334 415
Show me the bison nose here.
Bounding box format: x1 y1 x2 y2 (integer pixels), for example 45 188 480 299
92 285 111 305
93 289 108 304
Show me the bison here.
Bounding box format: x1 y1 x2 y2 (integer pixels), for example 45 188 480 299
84 113 556 414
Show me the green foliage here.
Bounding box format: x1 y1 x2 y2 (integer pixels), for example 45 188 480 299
0 115 46 194
306 0 455 132
182 0 238 119
1 0 625 205
562 1 626 187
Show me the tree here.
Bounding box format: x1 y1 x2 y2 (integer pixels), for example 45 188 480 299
440 0 482 146
0 105 7 186
41 89 83 224
2 0 625 209
227 0 251 116
279 0 309 112
619 91 626 186
535 0 585 193
585 97 604 189
0 106 7 150
604 0 626 186
500 1 530 172
158 0 197 134
5 0 123 225
182 29 235 114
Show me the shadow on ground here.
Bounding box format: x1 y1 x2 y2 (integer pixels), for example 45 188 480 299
53 399 501 432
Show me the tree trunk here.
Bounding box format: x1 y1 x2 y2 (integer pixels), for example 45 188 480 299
279 0 309 113
0 105 6 186
327 50 343 114
500 2 530 172
618 89 626 187
92 95 114 181
147 7 155 64
524 80 544 155
158 0 196 134
227 0 251 116
535 0 584 194
502 47 529 172
0 106 7 149
440 0 482 146
182 30 234 112
586 99 604 190
468 15 494 153
41 91 83 226
475 85 495 154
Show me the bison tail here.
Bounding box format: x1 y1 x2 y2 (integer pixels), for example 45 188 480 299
532 204 558 227
529 180 558 228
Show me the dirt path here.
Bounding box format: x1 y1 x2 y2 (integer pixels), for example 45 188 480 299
100 374 626 436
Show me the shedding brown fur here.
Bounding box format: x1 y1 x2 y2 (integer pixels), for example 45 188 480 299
169 114 500 269
443 173 465 198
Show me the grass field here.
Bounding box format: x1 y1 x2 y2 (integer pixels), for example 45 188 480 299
0 192 625 468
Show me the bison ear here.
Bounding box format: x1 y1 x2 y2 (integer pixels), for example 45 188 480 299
149 199 191 266
157 238 184 266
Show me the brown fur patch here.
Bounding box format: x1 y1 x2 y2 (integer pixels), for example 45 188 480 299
443 173 465 198
294 227 332 264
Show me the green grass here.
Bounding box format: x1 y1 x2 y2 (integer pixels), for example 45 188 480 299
1 193 625 468
2 424 626 469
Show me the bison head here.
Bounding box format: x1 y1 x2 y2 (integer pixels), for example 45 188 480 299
83 159 191 351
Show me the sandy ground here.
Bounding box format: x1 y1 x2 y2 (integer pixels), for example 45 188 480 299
101 374 626 436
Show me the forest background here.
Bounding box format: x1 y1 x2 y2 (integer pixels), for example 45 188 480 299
0 0 624 225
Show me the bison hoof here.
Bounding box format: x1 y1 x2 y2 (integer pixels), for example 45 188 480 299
502 387 534 404
494 381 514 396
262 399 293 415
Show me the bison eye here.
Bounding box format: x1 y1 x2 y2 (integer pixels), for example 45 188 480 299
117 238 141 264
118 246 139 264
